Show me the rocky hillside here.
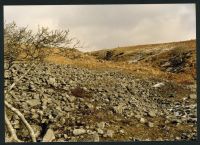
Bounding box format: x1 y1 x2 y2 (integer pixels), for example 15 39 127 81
5 60 197 142
90 40 196 75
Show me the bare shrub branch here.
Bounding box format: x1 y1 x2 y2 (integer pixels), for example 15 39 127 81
5 101 37 142
5 112 22 142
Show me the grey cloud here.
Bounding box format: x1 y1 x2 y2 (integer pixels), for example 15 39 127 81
4 4 195 51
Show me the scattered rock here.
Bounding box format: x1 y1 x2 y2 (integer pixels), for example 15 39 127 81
104 130 114 138
140 118 146 123
48 77 57 87
189 94 197 100
148 111 156 117
97 128 104 135
66 95 76 102
93 133 100 142
97 122 105 130
42 129 55 142
26 99 41 107
147 122 154 128
153 83 165 88
4 62 197 141
113 104 124 114
73 129 86 136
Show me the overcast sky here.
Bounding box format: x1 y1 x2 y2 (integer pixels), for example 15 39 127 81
4 4 196 52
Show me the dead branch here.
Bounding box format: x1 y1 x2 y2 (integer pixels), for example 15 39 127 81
5 112 22 142
5 62 37 142
5 101 37 142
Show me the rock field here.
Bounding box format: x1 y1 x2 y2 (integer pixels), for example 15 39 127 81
4 62 197 142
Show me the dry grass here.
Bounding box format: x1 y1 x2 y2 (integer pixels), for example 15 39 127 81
16 39 195 85
45 54 195 84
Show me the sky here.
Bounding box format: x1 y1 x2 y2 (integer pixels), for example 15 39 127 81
4 4 196 52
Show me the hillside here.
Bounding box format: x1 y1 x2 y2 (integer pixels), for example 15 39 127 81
5 40 197 142
89 40 196 84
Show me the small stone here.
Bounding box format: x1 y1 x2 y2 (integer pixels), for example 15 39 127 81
32 114 39 119
31 109 36 113
93 133 100 142
69 137 77 142
97 122 105 130
85 103 94 110
27 99 41 107
73 128 86 136
33 93 40 99
66 94 76 102
135 114 141 119
42 129 55 142
64 134 68 139
148 111 156 117
49 77 56 83
189 94 197 100
105 130 114 138
97 128 104 135
148 122 154 128
119 129 125 134
29 83 36 91
113 105 124 114
140 118 146 123
153 83 165 88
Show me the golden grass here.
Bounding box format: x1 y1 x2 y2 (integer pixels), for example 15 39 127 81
45 53 195 84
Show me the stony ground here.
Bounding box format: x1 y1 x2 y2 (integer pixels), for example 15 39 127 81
4 62 197 142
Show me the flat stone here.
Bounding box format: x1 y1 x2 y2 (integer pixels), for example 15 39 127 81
97 128 104 135
148 111 156 117
189 94 197 100
64 134 68 139
48 77 57 87
140 118 146 123
153 83 165 88
73 128 86 136
27 99 41 107
148 122 154 128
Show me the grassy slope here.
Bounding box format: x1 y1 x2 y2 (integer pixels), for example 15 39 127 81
45 40 196 84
